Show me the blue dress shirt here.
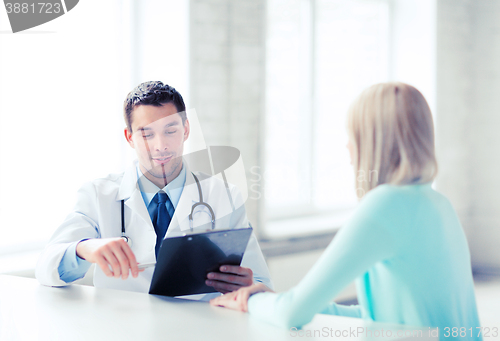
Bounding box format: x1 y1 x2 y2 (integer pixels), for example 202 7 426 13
58 164 186 283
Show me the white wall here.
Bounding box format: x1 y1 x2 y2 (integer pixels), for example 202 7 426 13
436 0 500 273
468 0 500 272
189 0 266 231
390 0 436 114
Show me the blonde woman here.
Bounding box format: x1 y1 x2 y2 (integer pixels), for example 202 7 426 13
210 82 482 340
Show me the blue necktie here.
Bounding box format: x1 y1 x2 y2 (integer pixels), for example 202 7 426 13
150 191 171 258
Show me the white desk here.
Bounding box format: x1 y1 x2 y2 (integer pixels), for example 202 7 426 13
0 275 436 341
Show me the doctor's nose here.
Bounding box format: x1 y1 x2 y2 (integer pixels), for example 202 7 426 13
150 135 170 152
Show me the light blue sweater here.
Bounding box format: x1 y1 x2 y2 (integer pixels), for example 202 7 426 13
248 183 482 340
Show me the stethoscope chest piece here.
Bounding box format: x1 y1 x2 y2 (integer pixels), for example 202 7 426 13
189 173 216 232
121 234 132 248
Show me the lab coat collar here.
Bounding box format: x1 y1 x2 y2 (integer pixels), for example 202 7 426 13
116 160 152 227
117 161 140 201
116 160 201 232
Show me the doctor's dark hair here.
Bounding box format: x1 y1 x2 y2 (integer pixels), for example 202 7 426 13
123 81 187 132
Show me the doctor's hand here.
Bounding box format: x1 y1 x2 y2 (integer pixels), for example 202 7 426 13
76 238 142 280
209 283 274 312
205 265 254 294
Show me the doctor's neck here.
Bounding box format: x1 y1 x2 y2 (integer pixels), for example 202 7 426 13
140 161 183 189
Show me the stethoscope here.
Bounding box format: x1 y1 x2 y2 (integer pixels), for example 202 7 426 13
120 172 216 247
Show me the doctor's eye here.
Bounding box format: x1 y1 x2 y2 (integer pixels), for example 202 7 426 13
166 130 177 135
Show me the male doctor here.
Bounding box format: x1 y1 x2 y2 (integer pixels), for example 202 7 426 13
36 81 272 299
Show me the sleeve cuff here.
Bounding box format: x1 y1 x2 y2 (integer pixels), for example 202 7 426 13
57 239 92 283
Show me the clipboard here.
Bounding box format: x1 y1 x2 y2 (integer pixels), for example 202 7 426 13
149 227 253 297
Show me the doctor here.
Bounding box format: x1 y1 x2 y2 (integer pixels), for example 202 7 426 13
36 81 272 299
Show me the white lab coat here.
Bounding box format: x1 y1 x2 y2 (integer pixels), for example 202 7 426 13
36 161 272 299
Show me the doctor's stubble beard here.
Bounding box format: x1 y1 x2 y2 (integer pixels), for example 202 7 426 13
146 157 182 187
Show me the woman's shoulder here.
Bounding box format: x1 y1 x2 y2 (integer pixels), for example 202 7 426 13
364 182 433 200
356 183 435 220
362 182 417 203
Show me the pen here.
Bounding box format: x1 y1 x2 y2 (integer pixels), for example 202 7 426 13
138 262 156 270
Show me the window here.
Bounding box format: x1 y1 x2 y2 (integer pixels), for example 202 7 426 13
0 0 188 256
263 0 435 238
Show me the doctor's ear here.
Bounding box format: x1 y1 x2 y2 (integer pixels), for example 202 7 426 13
124 128 135 148
183 119 190 141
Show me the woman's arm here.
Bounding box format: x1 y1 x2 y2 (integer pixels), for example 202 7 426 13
320 302 362 318
246 212 394 328
211 190 399 328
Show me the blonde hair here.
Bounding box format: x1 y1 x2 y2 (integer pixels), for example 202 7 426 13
347 82 438 198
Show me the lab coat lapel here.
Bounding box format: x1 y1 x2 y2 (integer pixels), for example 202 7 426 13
117 162 153 229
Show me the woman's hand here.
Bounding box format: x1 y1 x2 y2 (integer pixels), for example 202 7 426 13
209 283 274 312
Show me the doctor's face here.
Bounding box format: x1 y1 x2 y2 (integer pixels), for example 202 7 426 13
124 103 190 188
